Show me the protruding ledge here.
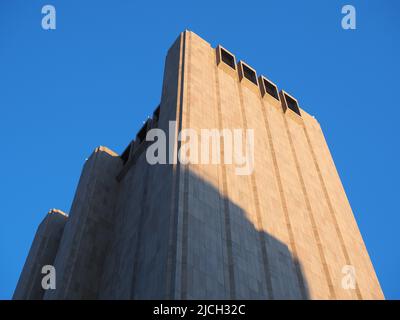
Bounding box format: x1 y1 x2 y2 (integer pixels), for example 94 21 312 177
280 90 302 122
95 146 118 157
238 61 259 94
47 208 68 218
216 45 237 77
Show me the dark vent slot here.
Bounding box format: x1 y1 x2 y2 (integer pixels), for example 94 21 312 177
263 78 279 100
221 48 236 69
285 94 301 116
242 64 257 85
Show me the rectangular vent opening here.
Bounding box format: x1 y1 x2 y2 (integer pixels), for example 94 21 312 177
120 145 131 165
263 78 279 100
242 64 257 85
285 94 301 116
221 48 236 69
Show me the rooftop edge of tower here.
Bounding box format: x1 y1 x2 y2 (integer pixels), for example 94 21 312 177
177 30 319 121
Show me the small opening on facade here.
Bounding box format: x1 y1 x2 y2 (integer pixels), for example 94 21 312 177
242 64 257 85
220 48 236 69
285 94 301 116
263 78 279 100
120 145 131 165
137 122 148 143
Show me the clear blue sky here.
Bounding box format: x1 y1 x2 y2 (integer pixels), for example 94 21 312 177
0 0 399 299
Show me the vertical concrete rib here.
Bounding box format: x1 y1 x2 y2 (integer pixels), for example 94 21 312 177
302 124 363 299
236 83 273 299
180 31 192 299
166 32 185 299
44 147 122 299
214 59 235 299
283 115 336 299
130 162 151 298
259 101 307 299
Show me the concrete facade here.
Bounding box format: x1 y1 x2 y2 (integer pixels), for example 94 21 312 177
14 31 383 300
13 209 68 299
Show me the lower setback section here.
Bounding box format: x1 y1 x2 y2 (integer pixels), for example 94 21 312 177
13 209 68 300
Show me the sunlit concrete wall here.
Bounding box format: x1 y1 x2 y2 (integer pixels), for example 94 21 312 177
14 30 383 300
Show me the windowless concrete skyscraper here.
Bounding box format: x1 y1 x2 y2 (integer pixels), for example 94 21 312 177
14 31 383 300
